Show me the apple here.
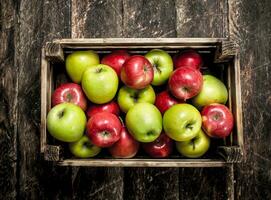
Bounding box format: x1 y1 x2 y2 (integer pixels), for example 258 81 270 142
121 55 154 89
69 135 101 158
82 64 118 104
117 85 156 113
126 103 162 143
169 67 203 100
86 101 120 118
173 49 203 70
176 129 210 158
52 83 87 111
201 103 234 138
65 50 99 83
142 133 173 158
86 112 122 147
191 75 228 109
101 50 130 77
155 90 183 114
47 103 86 142
163 103 202 141
109 126 140 158
145 49 173 86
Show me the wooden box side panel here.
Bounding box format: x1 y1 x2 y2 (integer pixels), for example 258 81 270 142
41 42 64 160
216 42 244 163
232 52 244 155
40 48 49 153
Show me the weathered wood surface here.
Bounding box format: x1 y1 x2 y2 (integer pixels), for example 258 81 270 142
71 1 124 200
228 0 271 199
0 0 271 200
0 1 17 199
14 0 72 199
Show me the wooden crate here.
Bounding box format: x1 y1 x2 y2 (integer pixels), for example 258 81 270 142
40 38 243 167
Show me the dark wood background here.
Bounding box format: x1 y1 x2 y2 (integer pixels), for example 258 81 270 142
1 0 270 199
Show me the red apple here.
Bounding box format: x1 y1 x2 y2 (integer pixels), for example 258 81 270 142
121 55 154 89
109 126 140 158
101 50 130 77
173 49 203 70
52 83 87 111
86 101 120 118
201 103 234 138
142 133 173 158
169 67 203 100
86 112 122 147
155 90 183 114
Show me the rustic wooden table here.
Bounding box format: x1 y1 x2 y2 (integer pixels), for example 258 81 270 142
1 1 270 200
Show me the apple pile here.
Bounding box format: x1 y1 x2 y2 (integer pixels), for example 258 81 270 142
46 49 234 159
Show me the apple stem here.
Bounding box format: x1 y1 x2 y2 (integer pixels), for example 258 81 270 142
153 63 162 74
118 117 125 126
143 65 149 72
96 68 103 73
58 109 65 118
66 93 72 102
130 92 139 102
192 140 196 150
83 141 93 149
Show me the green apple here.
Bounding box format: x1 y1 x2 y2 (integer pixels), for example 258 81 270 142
126 103 162 142
176 129 210 158
163 103 202 141
117 85 156 113
69 135 101 158
82 64 118 104
47 103 86 142
191 75 228 109
145 49 173 86
66 50 100 83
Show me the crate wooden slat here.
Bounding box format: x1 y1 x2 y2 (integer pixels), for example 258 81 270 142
57 159 229 168
40 38 243 167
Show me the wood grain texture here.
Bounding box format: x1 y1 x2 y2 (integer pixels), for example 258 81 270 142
15 0 71 199
15 0 44 198
228 0 271 199
175 1 233 199
0 1 18 199
1 0 271 199
175 0 228 38
72 0 123 38
71 1 124 199
123 168 179 200
122 0 176 38
70 167 124 200
121 1 179 199
179 167 229 200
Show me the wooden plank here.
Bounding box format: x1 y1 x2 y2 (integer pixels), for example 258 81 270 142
175 0 228 38
16 0 72 199
179 167 229 199
121 1 179 199
70 1 124 199
123 168 179 200
0 1 18 199
175 1 232 199
58 159 228 167
68 167 123 200
57 38 225 44
123 0 177 38
71 0 123 38
228 0 271 199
